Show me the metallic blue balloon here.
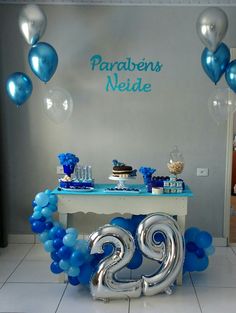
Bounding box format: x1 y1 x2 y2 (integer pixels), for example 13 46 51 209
28 42 58 82
201 42 230 84
225 60 236 92
6 72 32 106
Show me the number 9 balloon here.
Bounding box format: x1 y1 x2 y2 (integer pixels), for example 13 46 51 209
6 72 33 106
19 4 47 46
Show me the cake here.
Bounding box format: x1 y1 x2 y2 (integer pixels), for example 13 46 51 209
112 160 136 178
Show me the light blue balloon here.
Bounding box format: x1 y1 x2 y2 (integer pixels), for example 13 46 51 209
201 42 230 84
28 42 58 82
35 192 49 207
45 189 51 195
59 260 70 271
68 266 80 277
63 234 77 247
33 205 42 212
225 60 236 92
32 211 42 220
6 72 32 106
66 228 79 237
49 194 58 205
41 207 53 218
44 240 55 252
204 245 215 256
39 231 50 243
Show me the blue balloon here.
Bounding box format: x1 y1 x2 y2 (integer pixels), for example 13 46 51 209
45 221 54 230
195 256 209 272
59 259 70 271
68 266 80 277
50 261 63 274
184 252 199 272
49 194 58 205
68 275 80 286
51 251 61 262
184 227 200 243
41 207 53 218
78 263 94 285
201 42 230 84
131 215 146 228
56 228 66 239
39 231 49 243
195 231 212 249
32 211 42 220
195 248 205 258
225 60 236 92
70 250 86 267
127 249 143 270
6 72 33 106
110 217 131 232
53 238 64 250
58 246 72 260
204 245 215 256
153 231 165 244
44 240 55 253
32 200 37 207
28 42 58 82
63 234 77 247
49 226 62 240
35 192 49 207
186 241 198 253
31 221 45 233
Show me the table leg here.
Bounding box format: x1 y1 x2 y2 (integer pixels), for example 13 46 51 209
176 215 186 286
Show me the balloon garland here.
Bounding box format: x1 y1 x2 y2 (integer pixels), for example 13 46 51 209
30 189 214 300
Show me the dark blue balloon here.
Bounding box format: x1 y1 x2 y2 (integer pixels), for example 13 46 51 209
184 252 199 272
31 221 45 233
195 248 205 258
184 227 200 243
32 200 37 207
195 256 209 272
51 251 61 262
127 249 143 270
70 250 86 267
110 217 131 232
153 231 165 244
45 221 54 230
28 42 58 83
68 275 80 286
6 72 33 106
50 261 63 274
201 42 230 84
56 228 66 239
29 216 36 225
131 215 146 228
53 238 64 250
225 60 236 92
58 246 72 260
78 263 94 285
186 241 198 253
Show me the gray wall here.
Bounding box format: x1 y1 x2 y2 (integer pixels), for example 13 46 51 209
0 4 235 236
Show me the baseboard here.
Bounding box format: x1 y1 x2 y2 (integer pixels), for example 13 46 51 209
8 234 228 247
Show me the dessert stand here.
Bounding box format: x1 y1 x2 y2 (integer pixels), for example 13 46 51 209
106 175 140 193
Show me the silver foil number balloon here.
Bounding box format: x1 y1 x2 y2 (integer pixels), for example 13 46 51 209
196 7 228 52
19 4 47 45
89 225 142 300
137 213 184 296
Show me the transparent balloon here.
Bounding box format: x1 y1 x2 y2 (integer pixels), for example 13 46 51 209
43 87 73 124
208 88 236 125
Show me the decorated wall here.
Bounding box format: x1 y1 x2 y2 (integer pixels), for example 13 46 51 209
0 4 235 237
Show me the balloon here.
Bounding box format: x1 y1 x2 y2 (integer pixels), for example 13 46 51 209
195 231 213 249
6 72 33 106
44 240 55 253
43 87 73 124
50 261 63 274
127 249 143 270
186 241 198 253
19 4 47 45
63 234 77 247
58 246 72 260
51 251 61 262
35 192 49 207
201 43 230 84
49 194 58 205
78 263 94 285
31 221 45 233
225 60 236 92
53 238 64 250
68 266 80 277
41 207 53 218
68 275 80 286
208 88 236 125
184 227 200 242
59 260 70 271
205 245 215 256
28 42 58 82
39 231 49 243
89 225 142 299
70 250 86 267
137 213 184 296
196 7 228 52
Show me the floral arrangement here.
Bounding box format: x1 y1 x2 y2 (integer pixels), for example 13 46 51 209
139 166 156 177
58 153 79 166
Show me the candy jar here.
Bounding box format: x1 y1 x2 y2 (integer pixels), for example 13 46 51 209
167 146 184 176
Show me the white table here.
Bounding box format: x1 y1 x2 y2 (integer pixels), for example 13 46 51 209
53 184 193 285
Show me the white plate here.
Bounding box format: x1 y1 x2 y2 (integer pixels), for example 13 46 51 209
109 175 136 181
59 187 94 192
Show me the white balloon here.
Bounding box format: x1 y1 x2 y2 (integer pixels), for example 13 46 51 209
208 88 236 125
43 87 73 124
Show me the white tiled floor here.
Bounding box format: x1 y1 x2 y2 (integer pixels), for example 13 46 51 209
0 244 236 313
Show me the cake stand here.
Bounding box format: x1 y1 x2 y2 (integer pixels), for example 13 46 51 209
108 175 136 190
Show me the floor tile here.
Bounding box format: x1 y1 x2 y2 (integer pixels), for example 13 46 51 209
0 244 33 261
129 286 201 313
0 260 20 283
191 250 236 287
57 284 129 313
0 283 66 313
196 286 236 313
25 244 51 261
7 260 60 283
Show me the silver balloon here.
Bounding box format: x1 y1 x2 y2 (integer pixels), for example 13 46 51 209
43 87 74 124
137 213 184 296
19 4 47 45
89 224 142 301
196 7 228 52
208 88 236 125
